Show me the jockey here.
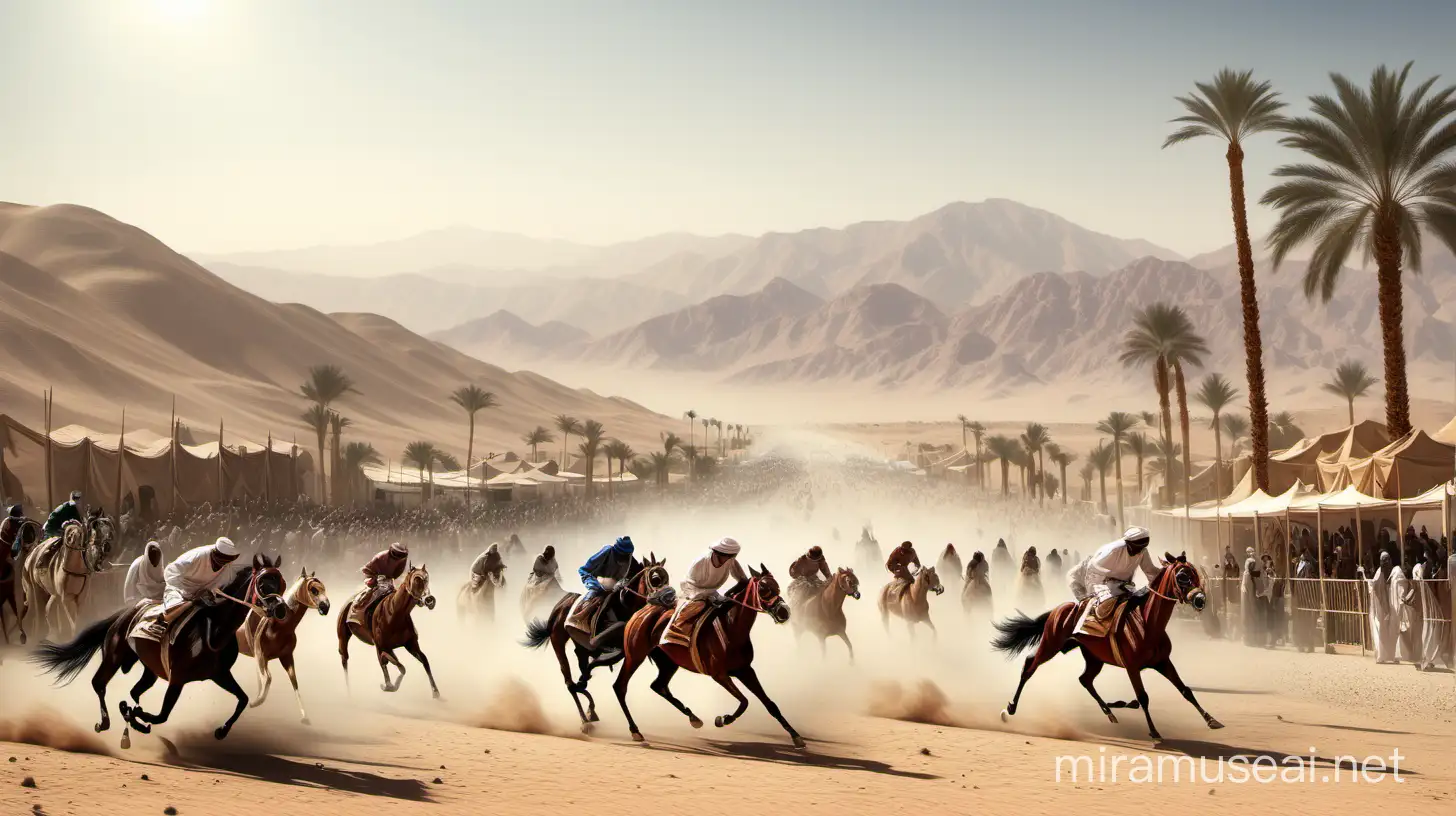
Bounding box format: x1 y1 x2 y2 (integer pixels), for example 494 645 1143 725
123 541 165 605
43 491 83 540
885 540 921 589
966 551 989 583
469 542 505 590
351 542 408 627
1071 526 1159 620
681 537 748 608
787 545 831 603
938 544 963 583
2 504 27 560
143 537 240 637
528 545 560 586
578 536 639 600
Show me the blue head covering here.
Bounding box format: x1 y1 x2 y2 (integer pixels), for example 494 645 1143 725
613 536 634 555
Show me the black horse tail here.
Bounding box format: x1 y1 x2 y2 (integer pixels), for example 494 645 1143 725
30 611 122 686
521 618 551 649
990 610 1051 656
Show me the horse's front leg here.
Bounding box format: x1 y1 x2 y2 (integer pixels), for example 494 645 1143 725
1076 647 1117 723
212 668 250 740
403 638 440 699
837 632 855 664
733 666 804 749
1125 667 1158 740
1151 658 1223 729
377 648 398 691
249 650 273 708
709 673 750 728
279 653 310 725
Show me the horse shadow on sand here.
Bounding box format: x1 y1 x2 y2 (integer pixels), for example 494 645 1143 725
153 733 435 801
629 736 939 780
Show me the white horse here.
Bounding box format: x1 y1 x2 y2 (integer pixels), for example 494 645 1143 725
20 516 114 640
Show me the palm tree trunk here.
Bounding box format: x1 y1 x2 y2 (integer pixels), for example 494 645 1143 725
1228 142 1271 494
1346 397 1355 427
975 437 983 490
1059 463 1068 506
1174 361 1192 506
465 414 475 511
561 433 569 467
1112 440 1124 526
1135 451 1145 496
1098 471 1107 512
1156 358 1175 505
1372 235 1411 436
315 430 326 505
1000 461 1010 498
1213 413 1224 498
1038 450 1046 508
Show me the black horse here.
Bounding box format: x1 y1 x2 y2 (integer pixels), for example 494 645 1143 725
32 554 287 744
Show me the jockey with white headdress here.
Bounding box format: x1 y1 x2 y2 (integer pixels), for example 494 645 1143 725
681 537 748 607
140 536 240 637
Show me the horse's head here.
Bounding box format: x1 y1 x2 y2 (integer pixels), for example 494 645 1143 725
1161 552 1205 611
294 566 331 616
747 564 790 624
920 565 945 596
836 567 861 601
250 553 289 620
404 564 436 610
638 552 670 594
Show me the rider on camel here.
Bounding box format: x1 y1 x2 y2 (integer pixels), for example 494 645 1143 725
43 491 83 540
886 540 921 599
123 541 165 605
1068 526 1159 635
351 542 408 629
140 536 240 639
469 542 505 591
787 545 832 602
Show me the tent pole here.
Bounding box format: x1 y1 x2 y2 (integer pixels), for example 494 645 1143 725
1316 504 1330 653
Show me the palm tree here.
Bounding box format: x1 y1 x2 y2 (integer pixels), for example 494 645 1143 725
1088 442 1115 512
1047 444 1076 507
339 441 382 504
578 420 605 499
1164 69 1284 495
615 441 636 489
684 410 698 478
554 414 582 465
522 426 555 463
600 440 626 499
1221 414 1250 458
649 451 674 486
984 435 1019 498
1146 439 1185 487
1125 432 1150 497
1096 412 1137 525
956 414 970 453
1020 423 1052 507
450 385 498 508
299 363 358 501
299 405 330 502
1121 303 1208 505
967 421 987 489
1078 461 1095 503
701 417 712 458
1323 361 1379 426
712 419 725 457
1268 411 1305 451
402 441 440 502
1195 373 1242 498
1264 63 1456 438
327 411 353 505
435 451 462 471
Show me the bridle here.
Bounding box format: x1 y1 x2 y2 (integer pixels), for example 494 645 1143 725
218 565 285 613
60 520 108 578
726 575 783 615
619 563 667 601
402 569 431 607
1146 563 1199 604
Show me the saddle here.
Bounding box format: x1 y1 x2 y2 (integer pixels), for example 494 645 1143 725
1074 591 1149 665
127 601 204 681
565 592 610 640
30 537 63 572
660 600 729 673
786 576 821 606
348 586 393 633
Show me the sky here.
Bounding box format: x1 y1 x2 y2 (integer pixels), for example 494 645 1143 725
3 0 1456 256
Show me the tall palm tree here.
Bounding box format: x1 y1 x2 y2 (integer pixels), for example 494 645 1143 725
1195 373 1242 498
984 435 1019 498
402 440 440 501
578 420 605 499
649 451 674 486
1121 303 1209 505
1221 414 1250 458
712 419 724 457
1268 411 1305 451
1020 423 1052 507
299 405 330 502
522 426 555 463
1264 63 1456 438
956 414 970 453
340 441 382 505
1089 442 1115 512
701 417 712 458
435 451 462 471
615 441 636 489
299 363 357 501
1323 361 1379 426
1096 412 1137 525
683 410 698 478
1078 461 1095 503
328 411 352 505
1164 69 1284 494
1047 444 1076 507
967 421 987 489
554 414 582 465
1146 438 1185 486
450 385 498 508
1125 432 1149 497
601 440 626 499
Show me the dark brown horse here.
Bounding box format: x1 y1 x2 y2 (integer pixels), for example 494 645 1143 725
337 565 439 698
991 552 1223 740
790 567 860 661
31 554 288 744
522 554 670 730
612 565 803 748
1 519 39 646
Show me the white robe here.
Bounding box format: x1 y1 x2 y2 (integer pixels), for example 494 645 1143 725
1368 566 1398 663
123 549 165 604
162 545 231 611
1081 540 1159 603
680 551 749 602
1394 565 1418 663
1413 563 1445 670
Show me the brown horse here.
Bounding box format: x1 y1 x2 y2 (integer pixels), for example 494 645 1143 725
878 566 944 639
238 568 331 724
31 554 288 744
337 565 440 698
21 516 114 640
612 565 803 748
522 555 670 730
790 567 860 661
991 552 1223 740
1 519 39 645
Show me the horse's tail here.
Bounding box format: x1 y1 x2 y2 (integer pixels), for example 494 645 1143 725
30 610 121 686
521 617 551 649
990 610 1051 656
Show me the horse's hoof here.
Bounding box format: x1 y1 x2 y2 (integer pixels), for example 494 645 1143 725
95 721 107 733
588 712 600 723
380 684 393 693
432 690 442 700
580 721 595 735
689 717 704 729
791 735 806 750
1106 712 1118 724
1148 731 1162 741
714 716 730 728
120 733 131 750
300 717 311 726
214 727 228 741
18 634 25 645
248 700 263 709
631 731 644 743
1206 717 1224 730
999 708 1010 722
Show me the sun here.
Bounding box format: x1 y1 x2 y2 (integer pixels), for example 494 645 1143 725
154 0 207 21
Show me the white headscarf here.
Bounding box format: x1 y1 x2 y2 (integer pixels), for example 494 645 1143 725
712 537 741 556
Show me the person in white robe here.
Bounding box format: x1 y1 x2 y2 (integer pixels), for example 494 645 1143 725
143 537 241 637
1394 560 1417 663
1078 527 1159 605
1412 555 1441 671
680 537 749 603
122 541 165 605
1368 552 1399 664
1241 547 1262 646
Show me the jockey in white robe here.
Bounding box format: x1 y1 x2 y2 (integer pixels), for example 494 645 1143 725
162 537 240 613
680 537 749 603
1070 527 1158 604
1368 553 1399 664
123 541 165 604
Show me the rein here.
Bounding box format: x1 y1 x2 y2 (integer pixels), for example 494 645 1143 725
618 565 664 601
726 577 774 614
1145 566 1185 603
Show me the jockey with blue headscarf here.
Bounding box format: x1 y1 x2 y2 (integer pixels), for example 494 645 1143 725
579 535 640 600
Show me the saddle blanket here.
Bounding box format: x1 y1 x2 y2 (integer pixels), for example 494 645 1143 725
565 593 607 636
661 601 729 673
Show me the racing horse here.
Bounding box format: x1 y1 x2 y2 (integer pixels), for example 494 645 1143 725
21 515 114 640
790 567 860 661
1 518 40 645
337 565 440 698
237 567 330 724
612 565 803 748
31 554 288 745
991 552 1223 740
522 554 671 731
878 565 944 640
